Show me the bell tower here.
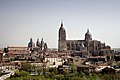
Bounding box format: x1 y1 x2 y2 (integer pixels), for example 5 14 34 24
85 29 92 56
58 22 67 52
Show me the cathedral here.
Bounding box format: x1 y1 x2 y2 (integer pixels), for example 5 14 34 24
58 22 113 56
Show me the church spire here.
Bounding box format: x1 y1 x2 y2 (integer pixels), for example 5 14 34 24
30 38 33 42
87 28 89 33
86 28 91 35
36 38 40 47
59 20 65 31
61 20 63 27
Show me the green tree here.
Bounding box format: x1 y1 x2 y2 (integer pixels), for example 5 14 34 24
49 68 58 74
70 63 77 73
20 62 32 72
13 70 29 77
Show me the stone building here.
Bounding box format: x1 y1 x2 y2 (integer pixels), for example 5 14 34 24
58 22 114 56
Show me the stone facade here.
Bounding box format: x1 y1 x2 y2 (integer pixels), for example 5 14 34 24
58 22 113 56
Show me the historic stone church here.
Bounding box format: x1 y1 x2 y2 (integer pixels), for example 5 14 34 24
58 22 113 56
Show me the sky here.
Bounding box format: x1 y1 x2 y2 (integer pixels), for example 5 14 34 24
0 0 120 48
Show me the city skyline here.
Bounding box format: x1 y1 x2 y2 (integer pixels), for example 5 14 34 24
0 0 120 48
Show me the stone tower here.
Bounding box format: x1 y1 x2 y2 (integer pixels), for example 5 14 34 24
28 38 35 51
41 38 44 50
58 22 67 52
36 38 41 47
85 29 92 42
85 29 92 55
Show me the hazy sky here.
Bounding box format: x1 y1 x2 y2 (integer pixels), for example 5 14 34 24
0 0 120 48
